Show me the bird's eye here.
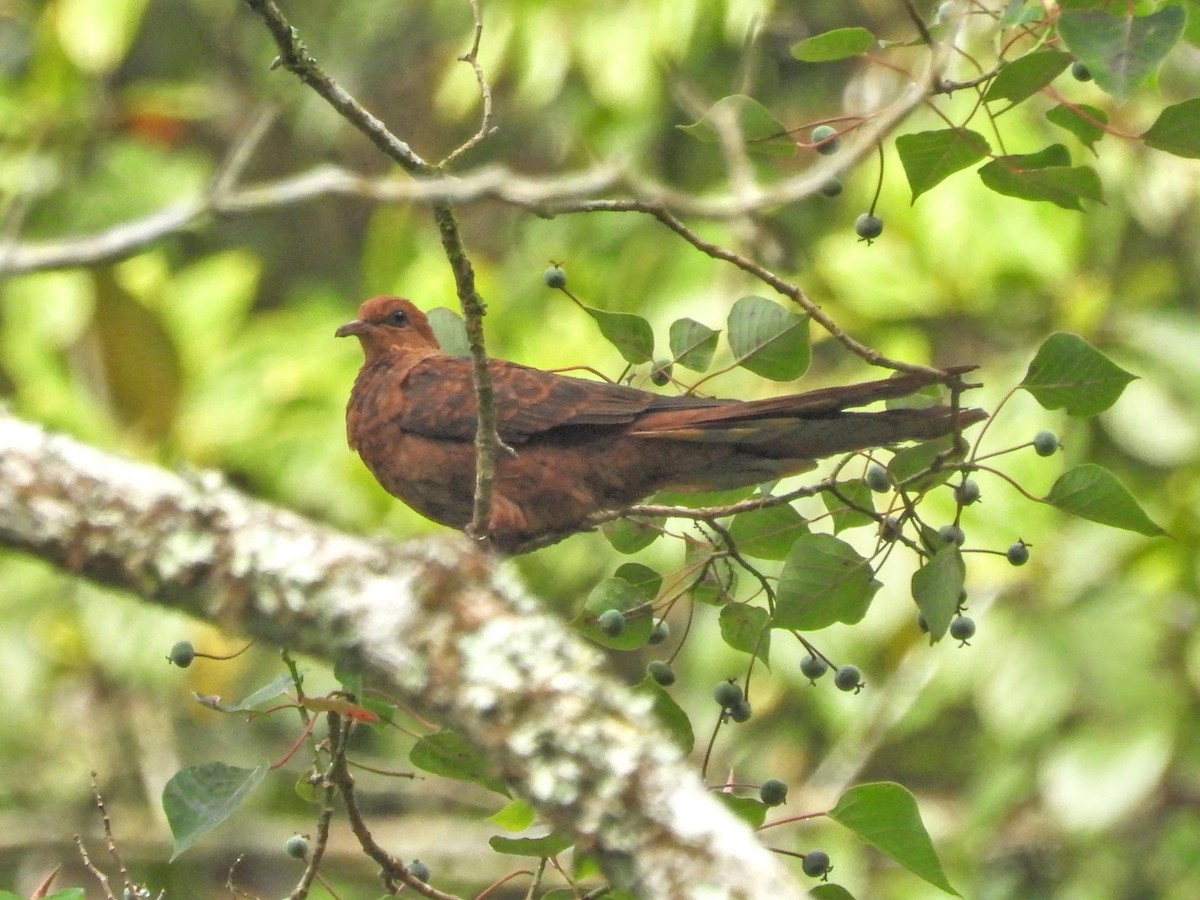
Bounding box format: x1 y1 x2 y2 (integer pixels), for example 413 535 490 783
384 308 408 327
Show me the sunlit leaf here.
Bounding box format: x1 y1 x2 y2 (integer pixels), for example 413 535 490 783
983 50 1072 104
728 503 809 559
581 306 654 364
669 317 720 371
1045 103 1108 152
163 763 268 860
715 792 768 827
978 145 1104 210
896 129 990 202
775 534 881 630
718 603 771 664
427 306 470 356
489 798 536 832
1044 464 1165 536
727 295 810 381
1142 98 1200 159
601 517 660 553
829 783 960 895
822 480 877 533
911 546 965 641
1020 332 1136 416
575 576 654 649
489 832 573 857
791 27 875 62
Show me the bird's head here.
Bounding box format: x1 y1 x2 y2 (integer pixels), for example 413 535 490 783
336 296 442 360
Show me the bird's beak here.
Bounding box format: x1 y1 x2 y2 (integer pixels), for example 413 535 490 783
335 319 367 338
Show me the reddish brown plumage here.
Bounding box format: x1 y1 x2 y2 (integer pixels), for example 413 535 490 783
338 296 985 552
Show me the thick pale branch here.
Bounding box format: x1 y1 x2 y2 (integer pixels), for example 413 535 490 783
0 411 802 898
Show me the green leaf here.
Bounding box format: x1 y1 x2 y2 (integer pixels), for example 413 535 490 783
714 792 768 827
1044 464 1165 536
727 295 810 381
983 50 1072 104
162 762 268 860
581 305 654 364
489 798 537 832
911 547 965 641
775 534 881 630
1142 98 1200 159
888 436 965 494
828 782 960 896
601 516 660 553
613 562 662 602
669 317 720 371
679 95 793 156
1020 332 1136 416
489 832 574 857
822 480 877 533
426 306 470 356
978 145 1104 210
791 27 875 61
718 603 772 664
810 886 859 900
728 503 809 559
895 129 990 202
410 729 509 795
575 577 654 649
633 676 694 751
1058 6 1186 101
1046 103 1109 151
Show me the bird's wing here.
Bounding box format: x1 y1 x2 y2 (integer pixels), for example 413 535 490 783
397 356 722 443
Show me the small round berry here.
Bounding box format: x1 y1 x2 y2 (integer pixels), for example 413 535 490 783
880 515 902 542
285 834 308 860
820 177 843 198
800 654 829 683
649 360 673 386
802 849 832 878
168 640 195 668
728 698 753 722
597 609 626 637
935 1 956 23
938 524 966 546
542 266 567 289
1006 541 1030 566
855 213 883 241
648 618 670 645
917 611 929 633
811 124 841 155
954 479 980 506
865 463 891 493
834 665 863 693
712 680 744 709
1071 60 1092 81
647 660 676 686
759 778 788 806
950 615 976 643
1033 430 1060 457
407 859 431 883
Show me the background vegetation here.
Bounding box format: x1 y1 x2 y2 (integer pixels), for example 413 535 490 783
1 0 1198 897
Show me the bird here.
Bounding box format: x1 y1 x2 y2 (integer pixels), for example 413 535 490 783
337 296 986 553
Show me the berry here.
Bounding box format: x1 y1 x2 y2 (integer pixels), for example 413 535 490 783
712 680 744 709
597 608 625 637
865 463 891 493
647 660 676 686
855 213 883 241
1033 430 1060 457
802 849 832 878
407 859 431 883
950 615 976 643
800 654 829 683
810 124 841 155
650 360 673 386
759 778 789 806
820 177 843 198
285 834 308 860
1006 541 1030 566
168 640 195 668
834 665 863 693
1071 60 1092 81
954 479 980 506
648 618 670 645
938 524 966 546
542 266 567 289
880 515 902 542
728 699 753 722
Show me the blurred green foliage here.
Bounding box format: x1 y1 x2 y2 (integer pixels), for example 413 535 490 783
1 0 1198 897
